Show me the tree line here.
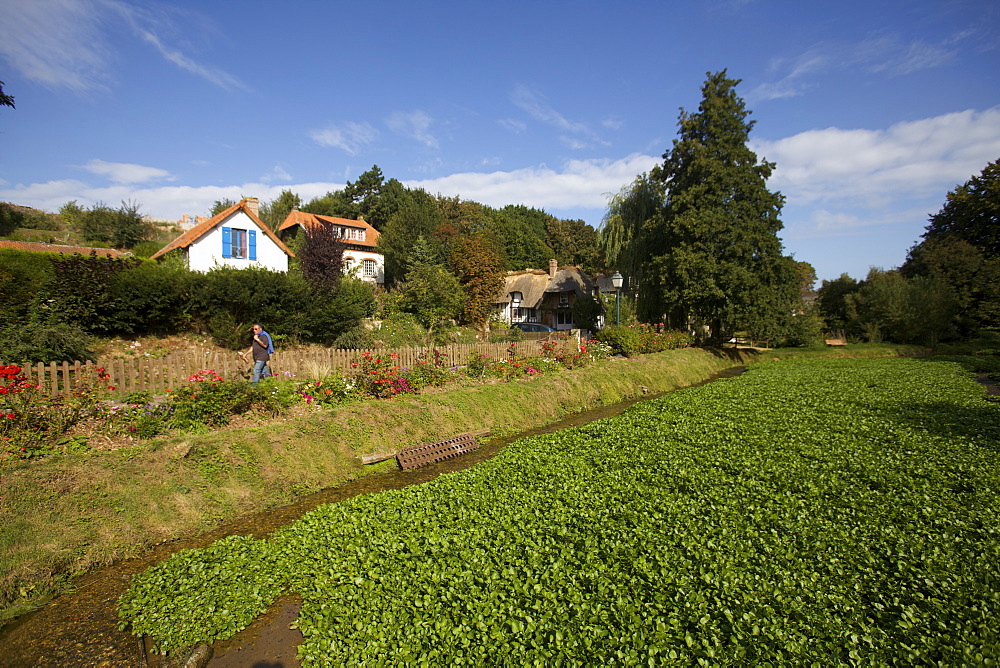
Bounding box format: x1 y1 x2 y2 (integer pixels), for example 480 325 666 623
817 158 999 344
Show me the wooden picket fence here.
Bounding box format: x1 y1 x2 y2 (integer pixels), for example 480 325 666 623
12 338 574 398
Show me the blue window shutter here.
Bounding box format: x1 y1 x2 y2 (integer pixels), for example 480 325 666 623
222 227 232 258
249 229 257 261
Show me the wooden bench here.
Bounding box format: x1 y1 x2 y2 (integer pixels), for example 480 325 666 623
825 339 847 346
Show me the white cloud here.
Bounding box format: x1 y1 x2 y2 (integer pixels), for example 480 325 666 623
405 153 660 210
309 123 379 155
81 159 172 184
386 110 438 149
499 118 527 134
261 165 293 183
0 0 246 92
750 34 964 103
134 29 249 93
0 0 110 91
511 84 608 149
753 107 1000 207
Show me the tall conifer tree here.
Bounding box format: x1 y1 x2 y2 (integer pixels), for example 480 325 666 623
643 71 796 342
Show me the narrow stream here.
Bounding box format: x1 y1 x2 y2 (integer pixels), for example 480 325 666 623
0 367 745 666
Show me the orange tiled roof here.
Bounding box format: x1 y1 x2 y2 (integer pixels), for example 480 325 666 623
151 200 294 260
277 210 380 248
0 240 125 257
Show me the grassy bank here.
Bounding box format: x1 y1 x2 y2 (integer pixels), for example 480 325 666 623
1 346 760 622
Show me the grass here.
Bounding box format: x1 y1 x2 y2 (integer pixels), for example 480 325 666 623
0 346 760 622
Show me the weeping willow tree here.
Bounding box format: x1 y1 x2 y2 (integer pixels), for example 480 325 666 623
599 171 665 296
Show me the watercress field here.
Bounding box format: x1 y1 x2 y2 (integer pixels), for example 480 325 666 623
119 357 1000 665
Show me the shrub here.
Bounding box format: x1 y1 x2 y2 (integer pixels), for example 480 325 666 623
0 249 55 324
256 376 304 409
0 321 95 363
0 364 113 459
98 402 174 439
167 372 275 429
301 377 363 407
400 352 457 391
596 325 643 356
350 352 414 398
596 324 693 356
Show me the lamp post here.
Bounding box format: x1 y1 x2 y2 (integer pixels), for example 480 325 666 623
611 271 624 327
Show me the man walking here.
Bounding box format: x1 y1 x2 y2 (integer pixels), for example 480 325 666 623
240 323 274 384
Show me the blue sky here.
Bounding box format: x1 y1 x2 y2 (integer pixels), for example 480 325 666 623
1 0 998 283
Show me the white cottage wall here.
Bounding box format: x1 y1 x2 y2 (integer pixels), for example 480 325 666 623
187 211 289 272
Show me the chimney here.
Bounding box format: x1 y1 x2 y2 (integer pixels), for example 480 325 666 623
549 258 558 277
244 197 260 218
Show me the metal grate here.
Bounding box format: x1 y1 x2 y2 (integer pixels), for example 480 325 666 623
396 432 482 470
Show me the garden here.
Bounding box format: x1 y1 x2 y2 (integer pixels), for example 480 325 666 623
116 355 1000 664
0 319 701 465
0 336 631 464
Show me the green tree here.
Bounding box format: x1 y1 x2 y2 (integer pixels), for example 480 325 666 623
642 71 797 342
210 199 237 217
0 81 13 110
545 217 603 274
378 189 443 285
847 269 957 345
601 173 666 293
817 273 862 337
58 200 85 233
80 200 150 249
300 166 405 231
259 190 301 231
904 238 1000 333
399 264 466 340
920 158 999 257
902 158 1000 332
482 205 553 271
448 234 506 331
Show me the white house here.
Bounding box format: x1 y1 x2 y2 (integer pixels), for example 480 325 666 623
151 199 293 272
277 210 385 285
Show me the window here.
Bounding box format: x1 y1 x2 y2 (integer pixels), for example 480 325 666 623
221 227 256 260
231 229 247 258
559 292 570 306
511 307 538 323
556 311 574 326
362 259 377 277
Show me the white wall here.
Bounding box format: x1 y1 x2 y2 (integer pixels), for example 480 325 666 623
343 248 385 284
187 210 288 272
